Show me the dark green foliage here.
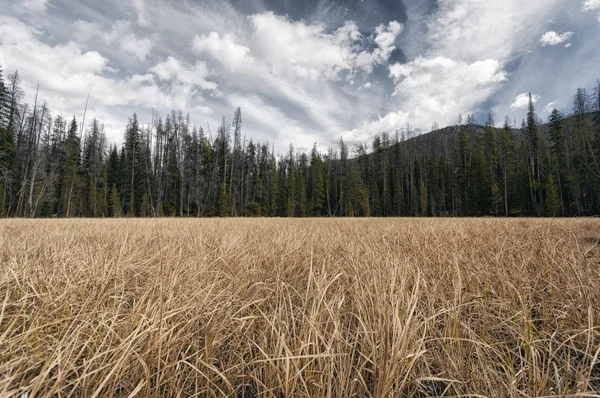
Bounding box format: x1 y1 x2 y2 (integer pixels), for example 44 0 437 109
1 61 600 218
0 184 6 217
218 181 230 217
110 184 122 217
246 201 260 217
546 175 560 216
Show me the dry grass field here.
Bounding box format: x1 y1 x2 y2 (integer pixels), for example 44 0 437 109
0 218 599 397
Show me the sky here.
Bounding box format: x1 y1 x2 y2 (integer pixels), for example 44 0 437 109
0 0 599 154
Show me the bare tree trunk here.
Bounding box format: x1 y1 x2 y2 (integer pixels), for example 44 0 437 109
28 100 45 217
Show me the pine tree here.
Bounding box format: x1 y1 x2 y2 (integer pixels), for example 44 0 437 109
0 65 7 130
217 181 230 217
484 112 500 215
141 194 151 217
472 143 488 215
63 117 80 217
458 128 471 215
246 201 260 217
123 114 141 216
2 61 600 219
231 107 242 215
310 144 325 216
526 94 542 215
0 184 5 217
546 175 560 216
419 180 428 216
0 65 16 195
548 109 566 214
110 184 122 217
359 181 370 217
499 118 516 216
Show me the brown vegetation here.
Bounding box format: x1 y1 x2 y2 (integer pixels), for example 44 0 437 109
0 218 599 397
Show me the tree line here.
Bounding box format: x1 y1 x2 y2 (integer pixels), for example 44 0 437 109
1 64 600 218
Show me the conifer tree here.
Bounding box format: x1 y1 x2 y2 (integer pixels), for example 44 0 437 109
548 109 566 214
217 181 230 217
110 184 122 217
1 62 600 219
309 144 325 216
419 180 428 216
546 175 560 216
63 117 80 217
526 94 542 215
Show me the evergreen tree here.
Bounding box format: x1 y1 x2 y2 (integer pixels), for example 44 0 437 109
546 175 560 216
63 117 80 217
122 114 142 216
548 109 566 214
457 128 471 215
110 184 122 217
217 181 230 217
526 94 542 215
0 65 6 129
419 180 428 216
0 65 16 209
1 62 599 219
309 144 325 216
0 183 6 217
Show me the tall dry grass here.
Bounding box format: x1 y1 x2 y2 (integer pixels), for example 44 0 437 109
0 218 599 397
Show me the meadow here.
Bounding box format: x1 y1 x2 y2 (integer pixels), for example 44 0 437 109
0 218 599 397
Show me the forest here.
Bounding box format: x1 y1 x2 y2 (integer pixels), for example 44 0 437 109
1 63 600 218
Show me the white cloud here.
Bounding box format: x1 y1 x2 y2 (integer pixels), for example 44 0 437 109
343 0 554 140
426 0 551 62
120 34 153 61
373 21 403 60
583 0 600 21
511 93 540 109
192 32 252 72
583 0 600 10
73 20 100 41
386 57 506 130
194 13 403 82
75 20 154 61
565 43 572 48
228 94 315 149
543 101 557 113
540 31 574 46
342 111 410 143
185 11 404 150
19 0 48 13
0 16 216 144
249 13 358 81
4 0 587 153
131 0 148 26
150 57 217 90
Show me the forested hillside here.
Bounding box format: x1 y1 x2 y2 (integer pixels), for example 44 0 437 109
1 64 599 217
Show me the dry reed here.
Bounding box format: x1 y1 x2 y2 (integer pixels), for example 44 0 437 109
0 218 599 397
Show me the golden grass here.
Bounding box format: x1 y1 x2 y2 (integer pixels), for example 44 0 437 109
0 218 599 397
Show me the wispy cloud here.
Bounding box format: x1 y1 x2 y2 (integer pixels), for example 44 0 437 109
19 0 48 13
582 0 600 21
1 0 599 152
74 20 154 60
131 0 147 26
343 0 554 141
543 101 558 113
193 12 403 82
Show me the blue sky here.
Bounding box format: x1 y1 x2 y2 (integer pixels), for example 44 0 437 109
0 0 599 153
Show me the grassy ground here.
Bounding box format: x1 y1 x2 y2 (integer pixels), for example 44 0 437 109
0 218 599 397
